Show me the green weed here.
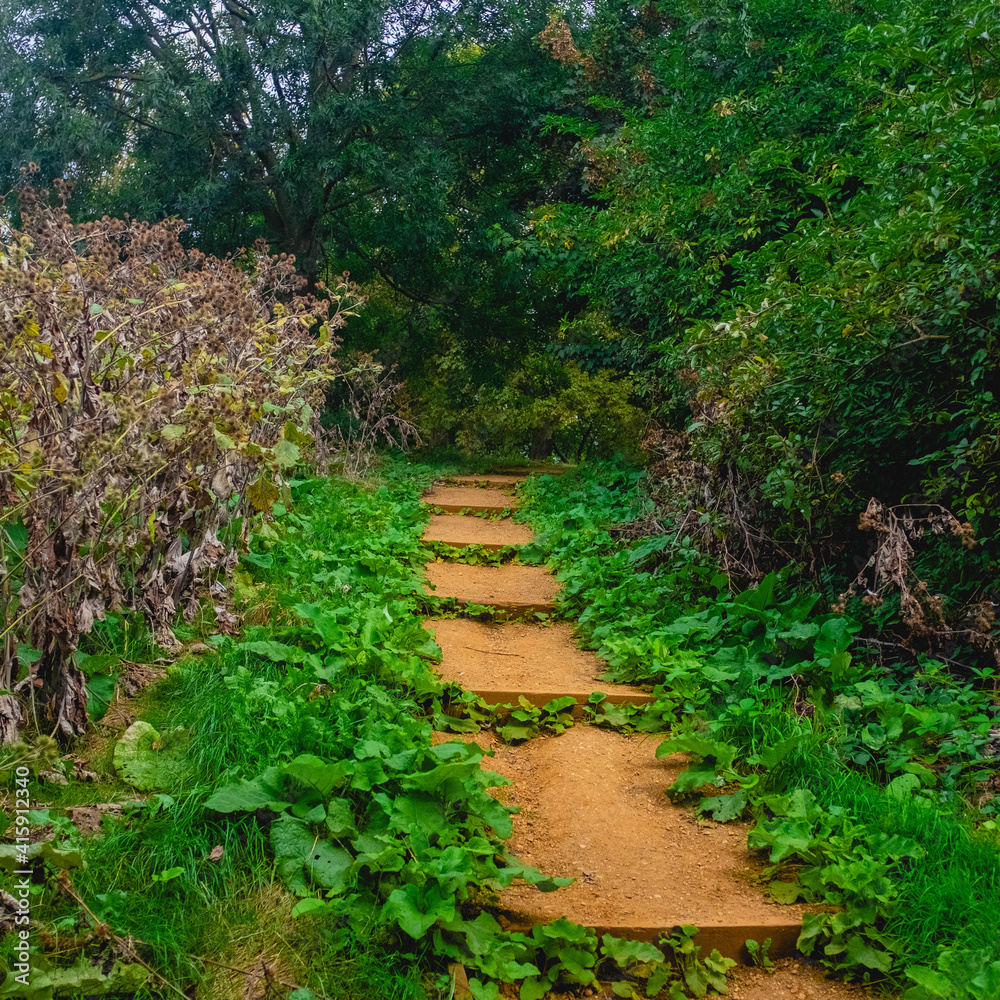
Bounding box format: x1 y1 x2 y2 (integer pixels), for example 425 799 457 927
517 461 1000 995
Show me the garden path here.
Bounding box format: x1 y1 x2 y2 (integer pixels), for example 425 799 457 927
417 473 875 999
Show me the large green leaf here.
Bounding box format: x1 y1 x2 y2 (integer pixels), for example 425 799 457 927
384 882 457 938
204 767 287 813
304 840 354 894
0 956 148 999
0 841 84 872
270 815 314 896
600 934 665 966
283 755 350 797
112 721 189 791
234 640 307 663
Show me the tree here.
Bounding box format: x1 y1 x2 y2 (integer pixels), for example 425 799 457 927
0 0 566 294
531 0 1000 587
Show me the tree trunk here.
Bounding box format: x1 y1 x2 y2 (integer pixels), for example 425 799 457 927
529 425 553 461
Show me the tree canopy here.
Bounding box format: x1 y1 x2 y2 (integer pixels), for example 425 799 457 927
0 0 568 300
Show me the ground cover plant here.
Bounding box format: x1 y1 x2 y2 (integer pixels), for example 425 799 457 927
516 464 1000 998
4 0 1000 996
524 0 1000 616
1 462 741 1000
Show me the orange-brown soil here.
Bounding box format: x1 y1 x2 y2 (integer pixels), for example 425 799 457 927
441 474 528 487
423 486 519 511
726 959 893 1000
422 514 534 548
427 618 649 706
503 466 573 476
486 960 893 999
435 726 809 948
424 562 559 609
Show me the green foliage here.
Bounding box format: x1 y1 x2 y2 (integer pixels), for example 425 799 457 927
412 349 647 462
744 939 774 973
531 0 1000 606
4 464 708 998
496 696 578 743
112 722 191 792
519 463 1000 993
421 541 522 567
0 0 576 378
0 955 149 999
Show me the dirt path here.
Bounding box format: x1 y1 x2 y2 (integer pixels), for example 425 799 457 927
423 513 534 548
457 727 808 951
424 561 558 611
419 474 884 996
428 618 651 710
423 485 519 513
440 474 529 487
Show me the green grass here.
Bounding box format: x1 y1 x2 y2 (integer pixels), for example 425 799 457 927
2 464 446 999
779 758 1000 970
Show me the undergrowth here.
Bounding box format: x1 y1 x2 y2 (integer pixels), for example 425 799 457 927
0 462 733 1000
517 463 1000 998
12 456 997 997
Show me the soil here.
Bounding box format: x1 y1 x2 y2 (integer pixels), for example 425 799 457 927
65 803 126 835
503 466 573 476
439 726 809 940
725 959 892 1000
424 561 559 609
423 483 895 997
482 961 892 999
442 474 527 487
427 618 650 705
423 485 519 511
423 513 534 548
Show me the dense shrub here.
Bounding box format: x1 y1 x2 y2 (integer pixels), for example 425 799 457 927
531 0 1000 630
0 187 360 740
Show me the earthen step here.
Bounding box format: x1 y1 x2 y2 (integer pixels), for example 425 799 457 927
503 466 573 476
422 485 518 515
452 726 812 962
422 513 533 550
424 562 557 615
427 619 652 714
440 474 527 488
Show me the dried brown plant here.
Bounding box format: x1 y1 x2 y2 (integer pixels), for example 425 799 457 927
322 356 420 478
536 14 600 80
834 499 996 665
0 187 362 741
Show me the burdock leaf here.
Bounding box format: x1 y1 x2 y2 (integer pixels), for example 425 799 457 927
113 721 189 791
